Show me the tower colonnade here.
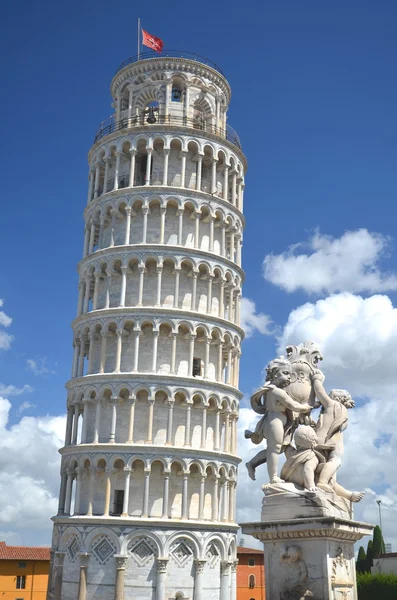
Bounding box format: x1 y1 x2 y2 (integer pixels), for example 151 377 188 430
48 53 246 600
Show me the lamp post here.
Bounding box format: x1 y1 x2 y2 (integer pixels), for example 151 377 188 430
376 499 383 533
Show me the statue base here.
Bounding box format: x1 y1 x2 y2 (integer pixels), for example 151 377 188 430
261 482 352 521
242 516 373 600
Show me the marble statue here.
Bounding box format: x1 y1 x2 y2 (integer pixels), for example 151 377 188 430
245 342 365 503
245 358 312 484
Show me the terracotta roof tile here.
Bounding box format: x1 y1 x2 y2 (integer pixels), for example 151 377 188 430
237 546 263 555
0 541 50 561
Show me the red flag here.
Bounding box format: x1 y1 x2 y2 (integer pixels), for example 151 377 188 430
142 29 164 53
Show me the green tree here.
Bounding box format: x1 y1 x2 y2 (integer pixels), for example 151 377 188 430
373 525 386 558
356 546 367 573
365 539 374 572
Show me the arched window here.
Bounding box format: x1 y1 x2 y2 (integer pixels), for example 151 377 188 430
249 574 255 589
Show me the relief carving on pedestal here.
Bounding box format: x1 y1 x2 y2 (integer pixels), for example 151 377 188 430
279 545 313 600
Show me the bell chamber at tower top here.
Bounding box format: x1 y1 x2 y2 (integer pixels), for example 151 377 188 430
88 53 246 207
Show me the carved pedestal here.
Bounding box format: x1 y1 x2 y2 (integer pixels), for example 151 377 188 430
242 517 373 600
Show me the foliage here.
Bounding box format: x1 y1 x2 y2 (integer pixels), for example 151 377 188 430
356 546 367 574
357 572 397 600
364 539 373 572
373 525 386 558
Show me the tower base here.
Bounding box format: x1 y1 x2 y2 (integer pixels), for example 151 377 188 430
242 517 373 600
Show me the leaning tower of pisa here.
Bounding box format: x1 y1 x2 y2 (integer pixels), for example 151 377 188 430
48 51 246 600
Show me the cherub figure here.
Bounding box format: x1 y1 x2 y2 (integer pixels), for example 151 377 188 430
280 545 312 600
280 425 324 491
245 358 312 484
312 372 365 502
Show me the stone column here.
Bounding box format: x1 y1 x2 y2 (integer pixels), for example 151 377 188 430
74 468 83 515
217 343 224 383
156 558 168 600
93 400 101 443
87 170 94 204
221 223 226 256
133 330 140 371
200 404 207 448
103 157 110 193
57 473 67 515
77 553 90 600
214 410 221 450
228 481 234 522
147 398 155 443
83 226 90 258
191 271 197 310
206 276 213 314
209 216 215 251
64 470 74 515
188 334 196 376
177 208 184 245
72 403 80 445
159 207 166 243
212 476 219 521
162 471 170 518
152 330 159 372
105 271 112 308
122 468 131 516
224 412 231 452
211 159 218 194
114 555 128 600
124 206 132 246
120 266 127 307
109 397 118 443
180 151 187 187
137 265 145 305
173 268 180 308
230 560 238 600
193 559 207 600
99 332 107 373
142 207 149 243
223 166 229 201
220 561 231 600
83 277 91 313
98 216 105 249
72 340 80 377
92 271 100 309
219 280 225 318
129 150 136 187
81 398 90 443
196 155 203 191
114 329 123 373
204 338 211 379
194 211 200 248
199 475 206 519
103 469 112 516
94 164 100 198
86 468 95 516
64 407 74 446
182 472 189 519
166 400 174 445
142 469 150 517
231 171 237 206
184 403 191 446
162 149 170 185
144 149 153 185
156 267 163 306
54 552 65 600
113 152 121 190
170 333 177 374
127 398 135 443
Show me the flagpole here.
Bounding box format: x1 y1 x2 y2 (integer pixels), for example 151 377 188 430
137 17 141 59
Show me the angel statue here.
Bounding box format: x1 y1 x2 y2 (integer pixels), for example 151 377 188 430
245 358 312 484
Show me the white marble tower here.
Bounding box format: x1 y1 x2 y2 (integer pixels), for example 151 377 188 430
48 51 246 600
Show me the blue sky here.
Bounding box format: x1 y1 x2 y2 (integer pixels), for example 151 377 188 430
2 0 397 546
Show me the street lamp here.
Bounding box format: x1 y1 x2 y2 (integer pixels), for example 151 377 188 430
376 499 383 533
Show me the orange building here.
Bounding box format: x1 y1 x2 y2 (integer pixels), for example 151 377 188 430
0 541 50 600
237 546 265 600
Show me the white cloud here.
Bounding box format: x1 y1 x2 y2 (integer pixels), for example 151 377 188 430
0 300 13 350
266 291 397 549
263 229 397 294
26 357 56 376
0 384 33 396
17 400 36 415
0 396 64 545
240 298 272 338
